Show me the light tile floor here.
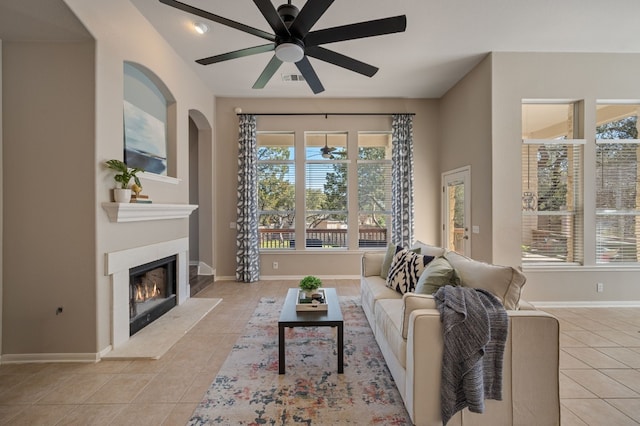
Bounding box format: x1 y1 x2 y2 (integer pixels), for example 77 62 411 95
0 280 639 425
544 306 640 425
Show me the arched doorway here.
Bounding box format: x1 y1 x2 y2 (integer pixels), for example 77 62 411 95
188 109 214 294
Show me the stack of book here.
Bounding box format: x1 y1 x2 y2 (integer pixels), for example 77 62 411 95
130 194 152 204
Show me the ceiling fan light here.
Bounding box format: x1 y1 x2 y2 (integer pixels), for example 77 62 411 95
275 43 304 63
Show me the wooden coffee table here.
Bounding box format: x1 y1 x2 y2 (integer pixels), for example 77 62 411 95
278 287 344 374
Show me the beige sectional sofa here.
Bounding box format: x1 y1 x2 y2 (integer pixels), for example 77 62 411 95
361 243 560 426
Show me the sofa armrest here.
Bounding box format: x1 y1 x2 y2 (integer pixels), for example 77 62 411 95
405 308 443 425
405 308 560 426
402 293 436 339
362 252 384 277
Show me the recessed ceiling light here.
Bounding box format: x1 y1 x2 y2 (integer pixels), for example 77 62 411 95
193 22 209 35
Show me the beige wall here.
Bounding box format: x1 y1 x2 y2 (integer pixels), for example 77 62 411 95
3 41 96 354
0 40 3 359
439 55 493 262
214 97 440 279
491 52 640 303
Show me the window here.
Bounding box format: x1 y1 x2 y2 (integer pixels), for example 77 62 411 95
521 103 584 265
358 133 392 248
305 133 348 249
257 129 393 251
257 132 295 249
595 104 640 263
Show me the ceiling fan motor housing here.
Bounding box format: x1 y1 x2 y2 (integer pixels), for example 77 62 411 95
277 3 299 27
275 3 304 63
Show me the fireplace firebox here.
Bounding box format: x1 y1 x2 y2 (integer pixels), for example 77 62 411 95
129 255 177 336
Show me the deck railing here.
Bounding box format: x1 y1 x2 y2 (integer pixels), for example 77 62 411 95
259 228 387 249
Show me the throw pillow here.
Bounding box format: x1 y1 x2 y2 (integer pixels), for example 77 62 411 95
444 250 526 310
411 240 446 257
380 244 421 279
386 249 434 294
415 256 460 295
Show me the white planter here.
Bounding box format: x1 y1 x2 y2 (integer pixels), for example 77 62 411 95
113 188 132 203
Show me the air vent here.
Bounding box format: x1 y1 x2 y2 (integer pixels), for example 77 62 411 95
281 74 306 82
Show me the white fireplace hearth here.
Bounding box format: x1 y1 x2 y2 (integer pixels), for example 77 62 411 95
105 238 190 350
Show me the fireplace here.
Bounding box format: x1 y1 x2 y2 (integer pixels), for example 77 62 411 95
129 255 177 336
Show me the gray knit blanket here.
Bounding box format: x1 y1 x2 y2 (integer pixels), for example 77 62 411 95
434 285 509 425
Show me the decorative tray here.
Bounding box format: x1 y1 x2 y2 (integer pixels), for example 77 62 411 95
296 288 328 312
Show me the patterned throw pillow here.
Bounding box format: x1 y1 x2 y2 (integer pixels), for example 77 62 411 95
380 244 421 279
386 249 434 294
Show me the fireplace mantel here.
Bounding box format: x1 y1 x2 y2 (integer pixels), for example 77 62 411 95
102 202 198 223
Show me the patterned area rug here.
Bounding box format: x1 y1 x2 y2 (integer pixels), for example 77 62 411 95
189 296 411 425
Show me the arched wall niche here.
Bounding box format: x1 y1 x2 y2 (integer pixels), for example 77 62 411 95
123 61 177 177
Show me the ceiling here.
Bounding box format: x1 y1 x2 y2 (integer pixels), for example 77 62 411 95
3 0 640 99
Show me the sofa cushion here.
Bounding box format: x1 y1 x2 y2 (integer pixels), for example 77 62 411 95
444 251 526 310
362 252 385 277
361 275 402 333
415 256 460 295
374 298 407 369
387 249 434 295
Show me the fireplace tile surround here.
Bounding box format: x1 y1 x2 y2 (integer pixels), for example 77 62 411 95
105 238 190 351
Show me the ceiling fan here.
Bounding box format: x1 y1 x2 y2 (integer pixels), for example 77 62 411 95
159 0 407 94
321 137 336 158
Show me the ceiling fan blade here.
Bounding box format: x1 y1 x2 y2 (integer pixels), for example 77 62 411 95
196 44 274 65
252 55 283 89
305 15 407 46
289 0 335 38
305 46 378 77
253 0 289 36
159 0 275 42
295 56 324 94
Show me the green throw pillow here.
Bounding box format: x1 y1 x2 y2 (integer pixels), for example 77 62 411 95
415 256 460 295
380 244 420 279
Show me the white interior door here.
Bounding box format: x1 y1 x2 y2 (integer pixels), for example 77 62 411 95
442 167 471 256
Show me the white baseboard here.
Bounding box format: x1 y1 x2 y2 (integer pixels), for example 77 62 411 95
1 352 100 364
215 274 360 281
260 275 361 281
531 301 640 308
215 275 235 281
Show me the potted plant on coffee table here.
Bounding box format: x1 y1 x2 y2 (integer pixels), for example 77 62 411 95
299 275 322 300
105 159 144 203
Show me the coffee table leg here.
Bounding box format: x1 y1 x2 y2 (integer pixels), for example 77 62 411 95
278 324 285 374
337 323 344 374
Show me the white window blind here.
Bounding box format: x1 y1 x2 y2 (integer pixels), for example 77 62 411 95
257 132 295 250
595 104 640 263
305 133 348 249
521 102 584 265
357 133 392 248
521 141 584 264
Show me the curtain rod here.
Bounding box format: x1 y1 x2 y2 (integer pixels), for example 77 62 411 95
236 112 415 117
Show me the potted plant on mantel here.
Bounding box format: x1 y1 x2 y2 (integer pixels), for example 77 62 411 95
105 159 144 203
